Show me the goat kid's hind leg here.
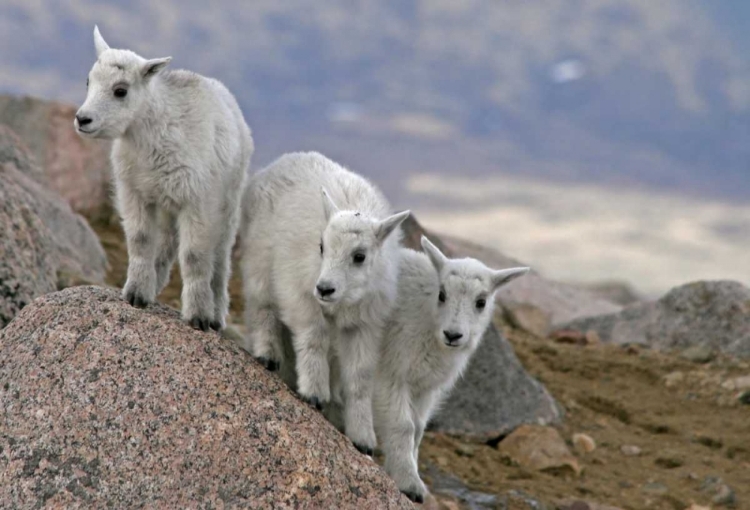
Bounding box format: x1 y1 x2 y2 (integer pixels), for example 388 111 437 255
119 185 159 308
178 208 216 332
339 327 378 455
209 205 238 331
154 210 178 295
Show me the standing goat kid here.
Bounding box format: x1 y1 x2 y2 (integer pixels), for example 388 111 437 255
240 152 409 454
374 237 528 502
75 26 253 331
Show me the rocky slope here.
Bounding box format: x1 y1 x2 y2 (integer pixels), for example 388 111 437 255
0 286 412 509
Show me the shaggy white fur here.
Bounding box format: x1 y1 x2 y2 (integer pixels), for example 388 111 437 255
374 237 528 502
240 151 408 454
75 26 253 331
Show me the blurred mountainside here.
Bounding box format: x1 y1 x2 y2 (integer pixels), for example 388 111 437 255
1 0 749 201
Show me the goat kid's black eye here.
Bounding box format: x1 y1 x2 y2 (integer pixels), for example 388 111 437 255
319 242 323 255
114 88 127 98
86 78 89 88
476 299 487 310
353 252 366 264
438 289 446 303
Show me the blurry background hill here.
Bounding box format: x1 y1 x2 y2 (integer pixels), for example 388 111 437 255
1 0 748 294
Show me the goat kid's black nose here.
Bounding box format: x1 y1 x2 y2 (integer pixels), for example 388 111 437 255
443 330 463 342
76 114 93 126
316 285 335 297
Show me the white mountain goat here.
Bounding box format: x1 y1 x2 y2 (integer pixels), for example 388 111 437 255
374 237 529 502
240 152 409 454
75 26 253 331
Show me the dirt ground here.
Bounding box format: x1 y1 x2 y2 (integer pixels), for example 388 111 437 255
89 215 750 510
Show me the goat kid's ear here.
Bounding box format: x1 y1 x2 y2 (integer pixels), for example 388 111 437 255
142 57 172 79
94 25 110 57
490 266 529 292
375 210 410 244
421 235 447 272
321 187 340 221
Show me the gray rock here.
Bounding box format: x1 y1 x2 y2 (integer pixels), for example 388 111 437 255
0 155 107 328
701 477 737 507
0 286 412 509
428 323 563 441
0 124 46 184
0 94 111 214
559 281 750 358
576 280 645 306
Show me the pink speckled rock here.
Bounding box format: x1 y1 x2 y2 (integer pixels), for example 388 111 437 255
0 94 111 214
0 286 413 509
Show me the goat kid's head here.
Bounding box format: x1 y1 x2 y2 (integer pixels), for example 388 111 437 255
314 188 409 308
75 25 171 139
421 236 529 351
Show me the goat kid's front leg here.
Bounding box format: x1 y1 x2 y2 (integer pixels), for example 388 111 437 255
292 320 332 410
339 326 379 456
382 390 427 503
178 208 216 332
119 185 159 308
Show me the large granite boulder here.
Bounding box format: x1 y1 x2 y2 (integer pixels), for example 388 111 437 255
559 280 750 357
401 216 563 440
0 286 412 509
0 94 111 213
0 144 107 327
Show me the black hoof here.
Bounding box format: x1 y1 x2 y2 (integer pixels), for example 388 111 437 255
189 316 210 332
302 395 323 411
257 357 279 371
353 443 374 457
209 320 222 332
401 490 424 504
125 291 149 309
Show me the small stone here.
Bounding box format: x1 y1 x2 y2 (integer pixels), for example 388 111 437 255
497 425 581 476
572 433 596 454
620 445 641 457
642 482 669 496
503 303 551 337
663 371 685 388
549 329 587 345
721 375 750 391
681 345 716 364
685 505 711 510
712 484 736 507
701 476 736 506
584 330 601 346
455 444 476 457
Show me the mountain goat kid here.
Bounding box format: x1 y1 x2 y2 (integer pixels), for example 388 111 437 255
240 152 409 454
75 26 253 331
375 237 529 502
